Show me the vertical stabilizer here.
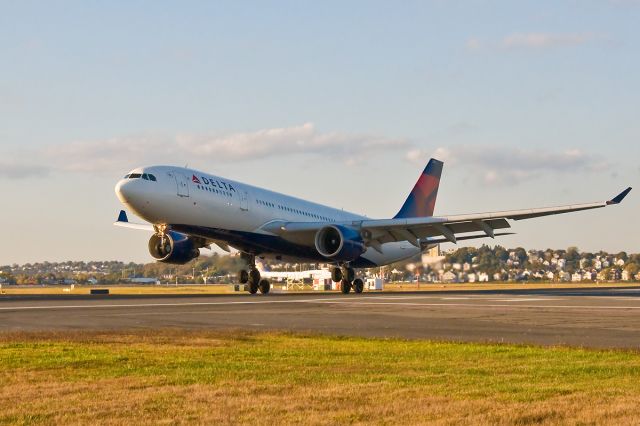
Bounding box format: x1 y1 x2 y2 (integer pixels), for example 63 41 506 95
394 158 443 218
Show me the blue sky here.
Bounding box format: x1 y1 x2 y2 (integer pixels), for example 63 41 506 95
1 1 638 264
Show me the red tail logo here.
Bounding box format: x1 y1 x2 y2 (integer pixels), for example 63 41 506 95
192 175 201 184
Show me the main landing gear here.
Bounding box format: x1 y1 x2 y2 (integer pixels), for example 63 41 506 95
238 254 270 295
332 265 364 295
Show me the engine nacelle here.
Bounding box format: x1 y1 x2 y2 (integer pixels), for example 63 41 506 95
314 225 366 262
148 231 200 265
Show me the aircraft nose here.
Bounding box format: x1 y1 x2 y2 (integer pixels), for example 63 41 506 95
115 179 137 203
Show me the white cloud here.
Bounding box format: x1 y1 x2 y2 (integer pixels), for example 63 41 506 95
0 163 49 179
466 33 605 51
406 145 609 186
502 33 599 49
466 37 483 50
2 123 408 177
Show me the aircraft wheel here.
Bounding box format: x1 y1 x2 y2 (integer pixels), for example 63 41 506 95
249 269 261 285
259 279 271 294
238 269 249 284
353 278 364 294
247 269 261 294
340 279 352 294
331 267 343 282
342 267 355 283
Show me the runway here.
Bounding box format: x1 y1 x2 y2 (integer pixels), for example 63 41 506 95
2 286 640 349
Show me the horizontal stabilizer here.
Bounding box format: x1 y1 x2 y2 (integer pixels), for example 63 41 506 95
114 210 153 231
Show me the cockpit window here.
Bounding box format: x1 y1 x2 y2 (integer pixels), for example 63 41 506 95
124 172 156 181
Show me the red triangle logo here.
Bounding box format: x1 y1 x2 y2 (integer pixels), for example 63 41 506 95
192 175 201 184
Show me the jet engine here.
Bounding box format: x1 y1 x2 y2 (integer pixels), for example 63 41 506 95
314 225 366 262
148 231 200 264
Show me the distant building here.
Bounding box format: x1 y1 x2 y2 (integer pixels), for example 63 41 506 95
442 271 458 283
559 272 571 282
130 277 160 284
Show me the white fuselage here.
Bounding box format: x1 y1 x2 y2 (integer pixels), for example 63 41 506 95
115 165 421 266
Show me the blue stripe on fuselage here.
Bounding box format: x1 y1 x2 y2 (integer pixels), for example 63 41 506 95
169 224 378 268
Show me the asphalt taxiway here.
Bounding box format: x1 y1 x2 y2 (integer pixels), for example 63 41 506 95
2 287 640 349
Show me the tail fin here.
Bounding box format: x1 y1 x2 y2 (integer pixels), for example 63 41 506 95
394 158 443 218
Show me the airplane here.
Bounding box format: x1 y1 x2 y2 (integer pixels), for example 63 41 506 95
114 158 631 295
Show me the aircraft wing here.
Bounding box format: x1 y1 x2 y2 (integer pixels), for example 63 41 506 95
261 187 632 249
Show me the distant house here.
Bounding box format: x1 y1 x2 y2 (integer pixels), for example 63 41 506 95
609 269 622 281
442 271 458 283
478 272 490 282
493 271 508 281
559 272 571 282
622 270 631 281
546 271 555 281
571 272 583 282
130 277 160 285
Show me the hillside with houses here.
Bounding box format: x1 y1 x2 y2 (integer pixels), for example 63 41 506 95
414 246 640 283
1 246 639 285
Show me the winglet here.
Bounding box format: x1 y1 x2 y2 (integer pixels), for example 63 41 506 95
117 210 129 222
607 187 632 205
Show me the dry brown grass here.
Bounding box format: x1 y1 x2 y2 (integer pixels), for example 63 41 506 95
1 330 640 425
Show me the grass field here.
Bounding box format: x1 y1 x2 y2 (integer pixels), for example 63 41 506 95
1 281 638 295
1 330 639 425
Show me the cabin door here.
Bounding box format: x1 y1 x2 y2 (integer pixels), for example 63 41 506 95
175 173 190 197
240 191 249 211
